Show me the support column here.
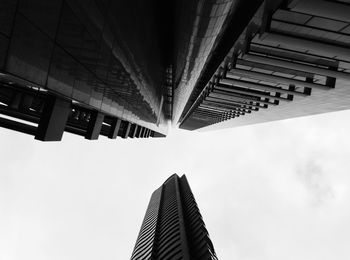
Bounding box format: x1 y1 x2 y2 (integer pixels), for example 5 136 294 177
139 127 145 138
0 117 36 136
142 128 147 138
122 122 131 139
20 95 34 111
135 126 142 138
128 124 136 138
9 92 22 109
85 111 104 140
132 125 139 138
35 96 71 141
108 118 121 139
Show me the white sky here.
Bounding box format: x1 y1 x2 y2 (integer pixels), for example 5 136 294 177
1 110 350 260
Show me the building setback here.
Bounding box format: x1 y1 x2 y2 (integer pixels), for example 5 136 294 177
177 0 350 131
131 174 217 260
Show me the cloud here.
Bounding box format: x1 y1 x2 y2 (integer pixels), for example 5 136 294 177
295 159 334 206
2 110 350 260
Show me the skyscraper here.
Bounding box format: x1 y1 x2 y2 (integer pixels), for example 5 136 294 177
131 174 217 260
1 0 350 139
0 0 171 141
177 0 350 131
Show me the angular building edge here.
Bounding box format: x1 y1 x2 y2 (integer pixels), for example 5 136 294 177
131 174 218 260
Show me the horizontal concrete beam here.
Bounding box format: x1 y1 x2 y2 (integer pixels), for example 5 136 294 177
228 68 330 90
243 53 350 81
215 83 291 102
221 76 307 96
261 31 350 62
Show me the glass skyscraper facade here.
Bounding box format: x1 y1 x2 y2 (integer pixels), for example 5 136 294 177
177 0 350 131
1 0 350 137
0 0 170 140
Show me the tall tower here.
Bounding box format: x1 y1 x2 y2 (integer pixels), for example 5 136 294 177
131 174 218 260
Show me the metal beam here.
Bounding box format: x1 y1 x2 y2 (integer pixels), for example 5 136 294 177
0 116 36 136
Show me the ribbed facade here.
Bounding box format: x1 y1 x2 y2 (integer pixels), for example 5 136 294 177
131 174 217 260
131 188 162 260
179 177 218 260
178 0 350 131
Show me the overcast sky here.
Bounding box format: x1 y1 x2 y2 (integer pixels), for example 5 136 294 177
1 110 350 260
